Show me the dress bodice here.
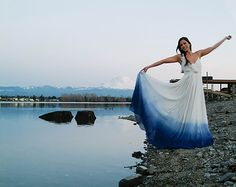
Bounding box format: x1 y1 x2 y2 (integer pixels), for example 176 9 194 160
181 56 201 74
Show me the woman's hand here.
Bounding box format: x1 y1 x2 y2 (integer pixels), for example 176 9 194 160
142 66 149 73
226 35 232 40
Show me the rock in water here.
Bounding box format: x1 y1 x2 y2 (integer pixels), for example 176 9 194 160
132 151 143 159
39 111 73 124
119 174 143 187
75 110 96 125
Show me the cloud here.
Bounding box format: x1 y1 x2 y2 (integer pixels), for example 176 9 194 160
101 76 135 89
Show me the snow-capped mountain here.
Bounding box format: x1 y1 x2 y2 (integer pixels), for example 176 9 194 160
0 85 133 97
101 76 135 89
0 76 136 97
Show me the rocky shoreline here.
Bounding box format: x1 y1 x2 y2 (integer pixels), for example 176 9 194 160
120 100 236 187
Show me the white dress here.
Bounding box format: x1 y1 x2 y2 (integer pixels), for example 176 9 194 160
130 57 213 149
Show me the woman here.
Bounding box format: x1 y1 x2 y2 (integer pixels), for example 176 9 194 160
130 35 232 149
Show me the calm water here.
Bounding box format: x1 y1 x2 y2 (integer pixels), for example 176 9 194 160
0 103 145 187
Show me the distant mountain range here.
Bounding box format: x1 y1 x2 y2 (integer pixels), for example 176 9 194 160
0 86 134 97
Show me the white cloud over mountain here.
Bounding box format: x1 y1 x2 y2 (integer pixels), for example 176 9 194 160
101 76 135 89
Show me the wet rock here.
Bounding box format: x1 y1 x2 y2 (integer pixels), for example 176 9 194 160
182 157 189 162
204 173 217 178
147 165 157 175
224 181 234 186
231 176 236 182
136 166 149 175
196 152 203 158
119 174 143 187
119 115 136 122
132 151 143 159
75 110 96 125
219 172 235 183
39 111 73 124
229 164 236 172
211 163 220 169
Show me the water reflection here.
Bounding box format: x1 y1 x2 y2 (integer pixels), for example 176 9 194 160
0 102 145 187
0 102 130 109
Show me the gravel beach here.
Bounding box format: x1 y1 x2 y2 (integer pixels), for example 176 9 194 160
132 100 236 187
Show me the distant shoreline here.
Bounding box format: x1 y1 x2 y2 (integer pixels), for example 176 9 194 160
0 101 131 105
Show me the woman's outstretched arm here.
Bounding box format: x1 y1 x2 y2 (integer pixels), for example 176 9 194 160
197 35 232 57
142 54 181 72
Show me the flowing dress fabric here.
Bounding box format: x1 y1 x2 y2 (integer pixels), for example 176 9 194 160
130 57 213 149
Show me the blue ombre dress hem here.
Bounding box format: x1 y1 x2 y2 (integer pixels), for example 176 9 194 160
130 68 213 149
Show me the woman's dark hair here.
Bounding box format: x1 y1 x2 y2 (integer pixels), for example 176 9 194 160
176 37 192 65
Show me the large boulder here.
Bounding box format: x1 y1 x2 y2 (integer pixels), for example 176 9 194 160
75 110 96 125
119 174 143 187
39 111 73 124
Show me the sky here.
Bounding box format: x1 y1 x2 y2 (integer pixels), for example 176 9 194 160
0 0 235 88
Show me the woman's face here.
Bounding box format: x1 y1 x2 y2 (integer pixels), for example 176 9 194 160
179 39 190 52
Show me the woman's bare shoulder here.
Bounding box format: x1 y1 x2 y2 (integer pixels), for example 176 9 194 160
194 51 201 58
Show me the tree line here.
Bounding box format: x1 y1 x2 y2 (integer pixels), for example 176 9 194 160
0 94 132 102
60 93 131 102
